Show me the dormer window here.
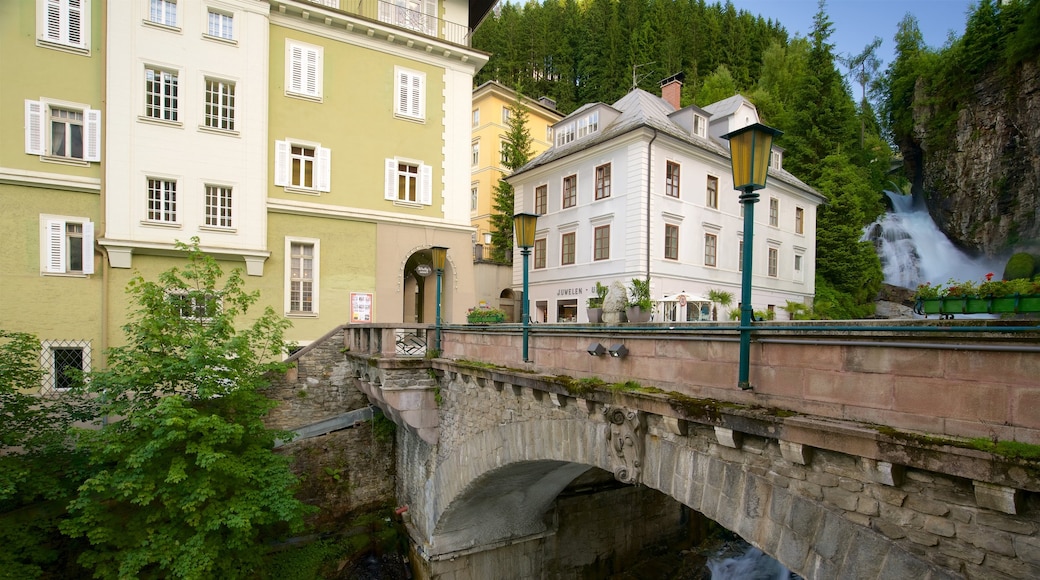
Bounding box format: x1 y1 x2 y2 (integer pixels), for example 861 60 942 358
693 114 706 138
770 149 782 170
555 110 600 147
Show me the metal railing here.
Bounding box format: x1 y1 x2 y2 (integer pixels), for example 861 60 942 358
313 0 472 46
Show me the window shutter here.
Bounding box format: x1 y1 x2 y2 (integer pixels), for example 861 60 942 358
68 0 83 47
384 159 397 200
288 44 303 93
316 146 331 192
82 221 94 274
420 164 433 205
85 108 101 162
46 220 65 273
274 140 289 186
423 0 438 35
45 0 62 42
411 73 424 118
304 47 319 96
25 100 45 155
396 72 408 116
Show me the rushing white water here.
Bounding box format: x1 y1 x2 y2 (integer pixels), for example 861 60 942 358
862 192 1002 289
708 546 793 580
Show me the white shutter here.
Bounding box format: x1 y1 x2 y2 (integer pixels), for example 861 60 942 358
25 100 45 155
45 0 62 42
304 47 319 96
82 221 94 275
288 44 303 93
420 164 433 205
84 108 101 162
395 72 408 116
423 0 438 35
412 73 425 119
274 140 289 186
67 0 83 47
384 159 397 200
46 220 66 273
316 147 331 192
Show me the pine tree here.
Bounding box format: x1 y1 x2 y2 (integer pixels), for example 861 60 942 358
490 98 534 263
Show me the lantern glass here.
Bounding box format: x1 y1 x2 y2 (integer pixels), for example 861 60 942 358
513 213 538 249
431 246 448 271
722 123 782 191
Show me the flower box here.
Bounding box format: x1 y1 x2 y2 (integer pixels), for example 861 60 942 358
914 294 1040 315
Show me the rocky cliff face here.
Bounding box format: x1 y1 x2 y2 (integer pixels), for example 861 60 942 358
908 59 1040 258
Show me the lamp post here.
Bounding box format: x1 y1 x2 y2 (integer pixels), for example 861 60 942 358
722 123 782 390
431 246 448 354
513 212 538 362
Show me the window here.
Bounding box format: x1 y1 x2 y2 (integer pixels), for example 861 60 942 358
471 142 479 166
25 100 101 161
207 9 233 40
664 224 678 260
274 140 331 192
148 0 177 27
770 149 782 170
41 341 91 394
534 238 546 269
313 0 340 6
706 175 718 209
593 225 610 261
561 232 575 265
472 109 479 127
562 174 576 208
768 247 779 277
502 106 511 123
704 233 717 267
204 78 235 131
534 185 547 215
147 178 177 223
285 40 323 99
769 198 779 227
286 239 319 314
499 141 508 165
546 126 553 142
738 240 744 272
665 161 680 198
794 254 804 282
555 123 575 146
169 290 220 320
145 67 179 122
204 185 233 228
40 215 94 275
38 0 89 50
470 185 478 211
693 114 706 138
384 158 432 204
795 207 804 234
595 164 611 200
394 67 425 120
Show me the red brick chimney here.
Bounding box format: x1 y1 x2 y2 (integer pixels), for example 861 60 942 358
660 72 685 110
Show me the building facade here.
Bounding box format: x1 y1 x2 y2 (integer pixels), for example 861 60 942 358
506 79 824 323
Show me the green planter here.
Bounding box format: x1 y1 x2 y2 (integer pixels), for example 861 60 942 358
915 294 1040 316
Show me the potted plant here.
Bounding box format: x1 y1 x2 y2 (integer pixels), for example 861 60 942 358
466 307 506 324
625 277 653 323
707 288 734 322
586 282 608 323
913 274 1040 316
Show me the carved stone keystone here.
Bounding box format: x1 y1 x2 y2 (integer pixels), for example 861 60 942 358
603 406 646 484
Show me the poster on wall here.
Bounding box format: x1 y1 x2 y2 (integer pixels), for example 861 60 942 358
350 292 373 323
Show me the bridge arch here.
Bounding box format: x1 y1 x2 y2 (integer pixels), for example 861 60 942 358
419 414 954 579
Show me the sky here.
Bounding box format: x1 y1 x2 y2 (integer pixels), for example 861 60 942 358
728 0 976 70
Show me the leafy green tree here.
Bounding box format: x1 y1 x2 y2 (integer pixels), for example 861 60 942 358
62 240 313 579
490 98 535 263
695 65 739 105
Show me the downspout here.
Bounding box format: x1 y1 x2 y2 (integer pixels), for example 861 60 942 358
98 0 109 370
645 128 658 280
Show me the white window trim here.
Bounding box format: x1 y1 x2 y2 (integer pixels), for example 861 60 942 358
37 0 91 54
202 183 235 231
201 76 237 133
285 39 323 100
144 176 180 226
25 98 101 163
384 158 432 206
274 139 331 193
284 237 320 316
203 7 235 43
143 65 181 124
794 253 805 283
39 214 94 275
40 340 91 394
394 66 426 121
146 0 179 29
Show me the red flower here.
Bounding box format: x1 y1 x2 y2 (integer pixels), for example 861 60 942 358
985 272 994 281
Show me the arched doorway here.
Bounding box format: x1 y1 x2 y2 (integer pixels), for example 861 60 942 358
499 288 516 322
402 248 449 324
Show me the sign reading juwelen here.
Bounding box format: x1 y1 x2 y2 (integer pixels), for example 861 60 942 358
351 292 373 323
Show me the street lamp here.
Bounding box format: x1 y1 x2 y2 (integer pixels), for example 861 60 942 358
513 212 538 362
722 122 782 390
431 246 448 353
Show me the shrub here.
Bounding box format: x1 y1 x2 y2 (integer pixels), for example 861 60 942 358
1003 253 1036 281
466 307 506 324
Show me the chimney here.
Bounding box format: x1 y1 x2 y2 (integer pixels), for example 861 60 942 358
538 96 557 110
660 72 685 110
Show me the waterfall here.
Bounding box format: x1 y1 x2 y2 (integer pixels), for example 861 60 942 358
708 546 794 580
862 192 1001 289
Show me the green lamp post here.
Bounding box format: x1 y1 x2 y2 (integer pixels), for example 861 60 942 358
431 246 448 353
722 123 782 390
513 212 538 362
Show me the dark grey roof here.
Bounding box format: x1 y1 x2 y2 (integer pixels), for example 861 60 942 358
509 88 819 199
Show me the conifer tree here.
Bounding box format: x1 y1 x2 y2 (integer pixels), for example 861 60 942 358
490 98 534 263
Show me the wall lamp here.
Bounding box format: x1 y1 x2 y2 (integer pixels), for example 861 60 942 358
608 344 628 358
587 342 606 356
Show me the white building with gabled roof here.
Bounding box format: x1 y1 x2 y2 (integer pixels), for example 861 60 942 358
505 78 825 323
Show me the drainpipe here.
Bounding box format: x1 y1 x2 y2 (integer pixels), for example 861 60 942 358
645 129 658 281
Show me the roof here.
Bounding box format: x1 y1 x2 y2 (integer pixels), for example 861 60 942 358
472 80 564 120
509 89 820 199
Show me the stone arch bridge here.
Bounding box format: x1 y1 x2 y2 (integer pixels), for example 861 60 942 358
269 322 1040 579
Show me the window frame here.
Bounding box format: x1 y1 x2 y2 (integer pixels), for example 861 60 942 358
285 237 320 316
146 177 179 224
534 184 547 215
560 232 576 266
285 39 323 100
203 77 235 132
768 247 779 277
25 99 101 162
664 224 679 260
471 141 479 167
394 66 426 121
167 289 221 321
203 184 233 229
794 254 804 282
37 0 91 53
562 174 577 209
275 139 331 193
704 233 717 267
594 163 611 200
472 108 479 127
533 238 546 269
384 158 433 205
205 8 234 41
769 198 779 227
40 340 91 394
795 207 804 234
706 175 718 209
593 225 610 261
40 214 94 275
665 161 680 198
147 0 178 28
145 66 180 123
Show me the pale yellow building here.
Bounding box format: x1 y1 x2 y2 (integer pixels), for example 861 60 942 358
470 81 561 260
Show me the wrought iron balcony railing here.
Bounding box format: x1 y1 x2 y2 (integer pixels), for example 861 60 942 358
308 0 472 46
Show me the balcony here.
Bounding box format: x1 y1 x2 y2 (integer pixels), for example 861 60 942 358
301 0 472 46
